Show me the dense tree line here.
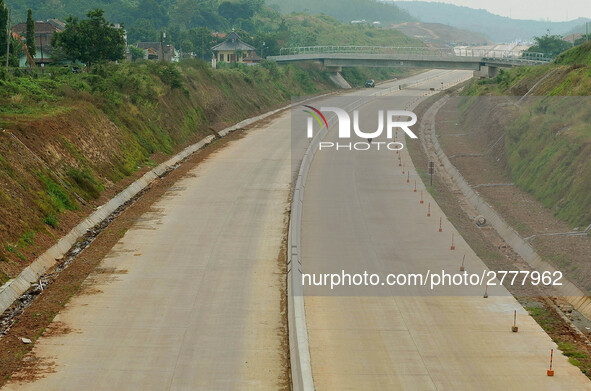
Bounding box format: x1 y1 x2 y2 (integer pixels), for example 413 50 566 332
3 0 418 64
525 31 573 57
6 0 265 47
51 9 126 69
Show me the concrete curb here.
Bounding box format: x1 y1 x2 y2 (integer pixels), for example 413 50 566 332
0 95 333 316
287 85 412 391
425 95 591 318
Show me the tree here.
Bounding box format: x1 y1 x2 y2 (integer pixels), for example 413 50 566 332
26 9 35 57
180 39 194 57
51 9 126 69
0 0 7 54
218 1 257 25
0 0 17 67
526 30 573 57
253 32 280 57
129 45 145 62
127 18 158 43
188 27 216 60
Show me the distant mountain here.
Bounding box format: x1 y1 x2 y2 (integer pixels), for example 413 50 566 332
266 0 416 25
394 1 591 43
392 22 493 46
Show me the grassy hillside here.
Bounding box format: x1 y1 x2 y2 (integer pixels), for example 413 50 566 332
391 21 492 46
465 42 591 96
503 97 591 226
0 59 336 285
459 42 591 227
280 13 422 47
555 42 591 66
395 1 590 43
266 0 414 25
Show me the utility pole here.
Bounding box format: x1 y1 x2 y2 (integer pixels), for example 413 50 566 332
40 34 45 74
160 31 165 61
40 33 45 65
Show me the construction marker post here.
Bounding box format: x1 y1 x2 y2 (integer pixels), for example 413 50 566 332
512 310 518 332
547 349 554 376
450 233 455 250
460 254 465 272
420 191 424 204
427 202 431 217
402 163 405 174
414 180 417 192
483 284 489 298
407 171 410 183
439 217 442 232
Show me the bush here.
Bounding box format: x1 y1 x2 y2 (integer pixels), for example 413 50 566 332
67 168 103 200
148 62 184 88
43 213 58 228
38 173 78 212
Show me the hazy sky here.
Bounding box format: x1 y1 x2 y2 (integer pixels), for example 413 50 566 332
407 0 591 22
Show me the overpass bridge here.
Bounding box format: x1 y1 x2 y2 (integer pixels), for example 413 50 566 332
268 46 554 77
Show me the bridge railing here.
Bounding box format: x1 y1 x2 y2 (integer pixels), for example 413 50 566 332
279 46 454 56
278 46 554 63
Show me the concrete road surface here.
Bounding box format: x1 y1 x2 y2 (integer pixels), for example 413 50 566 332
4 113 295 390
301 70 591 389
2 72 439 390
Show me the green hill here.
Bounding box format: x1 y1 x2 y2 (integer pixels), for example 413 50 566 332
4 0 420 58
392 21 492 46
281 13 421 47
265 0 414 25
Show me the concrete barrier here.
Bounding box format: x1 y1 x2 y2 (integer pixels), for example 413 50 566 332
425 96 591 318
288 108 331 391
287 86 409 391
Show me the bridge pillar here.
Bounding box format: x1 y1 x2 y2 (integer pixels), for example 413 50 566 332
327 72 351 89
323 65 351 89
474 65 499 78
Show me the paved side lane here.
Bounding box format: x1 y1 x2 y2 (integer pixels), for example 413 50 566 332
3 115 295 390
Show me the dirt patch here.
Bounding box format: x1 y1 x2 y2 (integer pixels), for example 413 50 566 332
6 354 57 384
0 129 248 386
277 215 290 391
41 321 75 338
